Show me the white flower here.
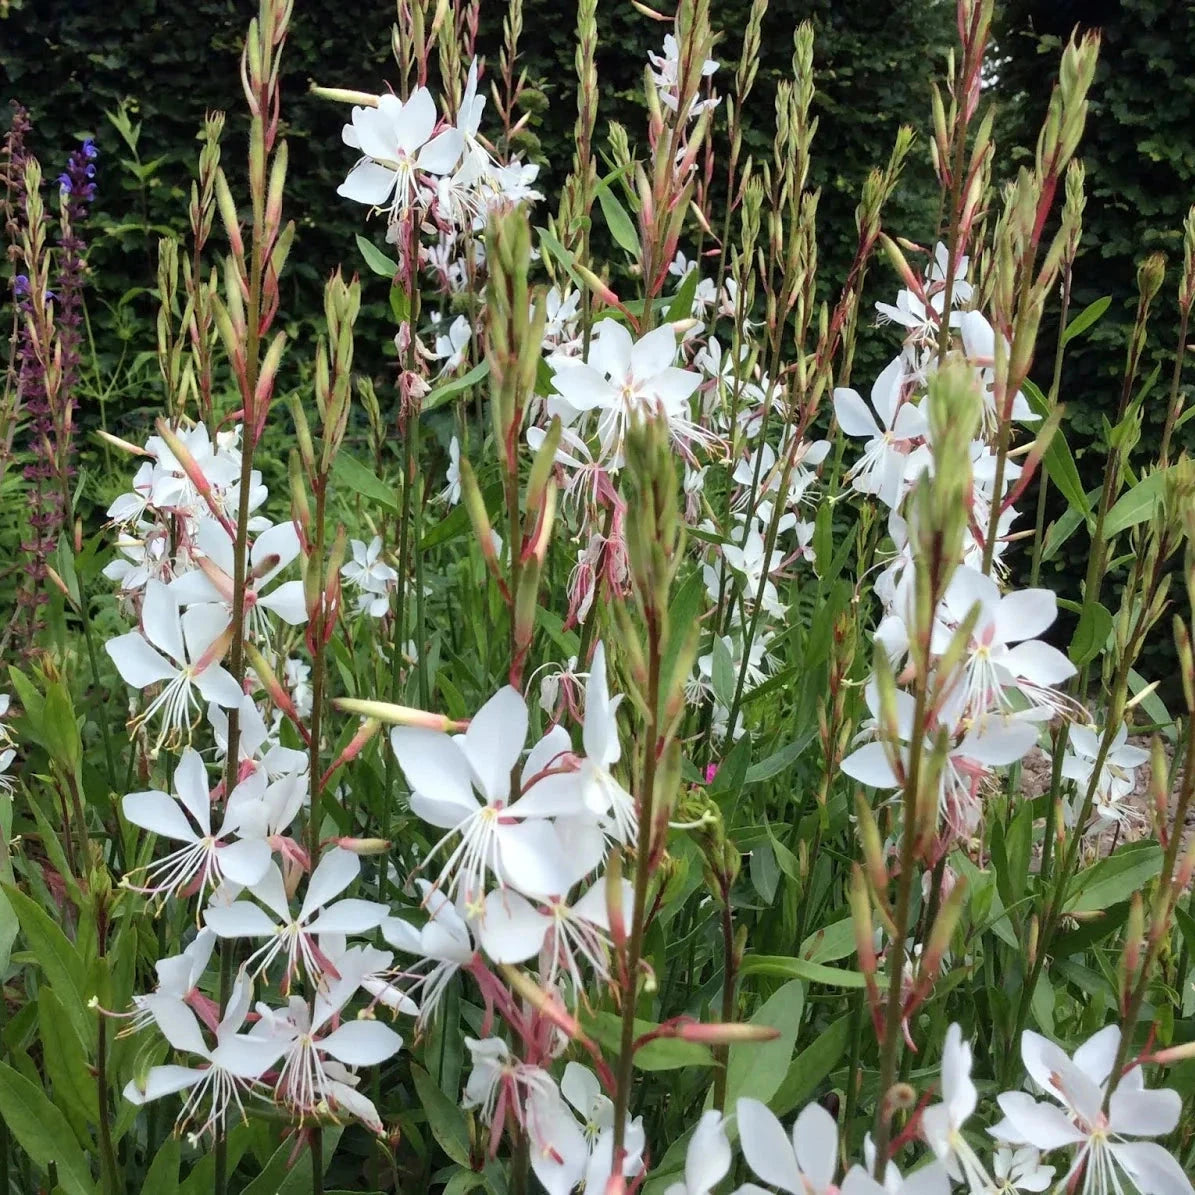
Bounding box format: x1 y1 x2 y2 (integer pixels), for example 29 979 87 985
737 1098 839 1195
106 581 242 747
121 929 216 1036
338 88 464 217
254 973 401 1129
204 848 386 991
123 969 284 1143
342 536 398 592
476 869 630 989
921 1024 991 1193
122 747 272 903
382 880 475 1023
953 310 1036 428
648 34 719 116
390 686 578 906
834 357 928 509
433 314 471 374
547 319 706 468
440 436 462 505
933 567 1077 721
994 1027 1193 1195
1062 723 1150 832
169 518 307 638
990 1145 1054 1194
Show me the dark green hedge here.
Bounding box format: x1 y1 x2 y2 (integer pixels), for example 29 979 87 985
2 0 951 407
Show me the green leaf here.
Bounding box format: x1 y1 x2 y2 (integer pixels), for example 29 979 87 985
1104 468 1171 538
243 1127 344 1195
665 266 699 322
37 987 98 1138
331 454 400 514
443 1172 488 1195
1068 600 1112 667
0 888 16 974
711 636 735 708
3 884 94 1051
660 571 705 701
725 980 804 1106
1041 488 1100 562
356 232 399 277
423 360 490 414
798 917 856 965
771 1013 853 1115
140 1138 180 1195
422 481 503 550
1021 380 1091 519
1061 296 1111 346
0 1061 94 1195
1065 841 1163 913
744 729 816 784
411 1063 471 1167
1128 668 1175 740
739 955 870 988
595 182 639 257
42 681 81 771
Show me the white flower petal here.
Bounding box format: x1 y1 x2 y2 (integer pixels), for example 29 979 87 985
478 890 549 963
736 1097 801 1194
106 632 175 688
337 160 398 206
461 685 527 803
299 847 360 920
319 1020 403 1067
123 789 199 843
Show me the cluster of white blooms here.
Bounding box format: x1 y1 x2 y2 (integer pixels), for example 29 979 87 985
102 423 307 748
341 534 399 619
337 60 540 236
656 1022 1191 1195
99 423 405 1137
382 642 651 1191
832 248 1097 845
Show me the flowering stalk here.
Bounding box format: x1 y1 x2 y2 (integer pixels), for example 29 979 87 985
611 416 693 1168
208 2 293 1189
1160 206 1195 467
869 361 978 1178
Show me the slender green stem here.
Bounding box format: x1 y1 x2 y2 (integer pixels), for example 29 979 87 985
870 683 928 1180
711 895 738 1109
611 629 662 1163
96 1017 119 1195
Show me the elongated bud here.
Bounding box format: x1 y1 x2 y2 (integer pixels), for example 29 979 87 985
1122 892 1145 1011
288 450 311 535
921 876 967 982
243 642 304 730
671 1021 780 1045
525 417 562 516
333 837 390 855
459 458 497 566
322 718 383 786
309 83 380 106
334 698 467 732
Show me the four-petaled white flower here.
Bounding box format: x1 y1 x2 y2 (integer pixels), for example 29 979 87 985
204 848 387 991
122 746 272 904
338 88 464 217
106 580 242 747
995 1027 1193 1195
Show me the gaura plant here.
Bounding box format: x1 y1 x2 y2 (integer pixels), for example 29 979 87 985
1 0 1194 1192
